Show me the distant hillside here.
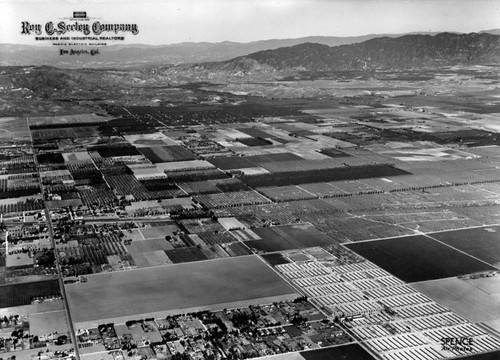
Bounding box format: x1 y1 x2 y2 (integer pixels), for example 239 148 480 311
0 30 491 68
2 32 499 105
202 33 500 73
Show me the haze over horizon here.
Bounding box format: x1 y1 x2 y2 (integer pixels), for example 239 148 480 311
1 0 500 46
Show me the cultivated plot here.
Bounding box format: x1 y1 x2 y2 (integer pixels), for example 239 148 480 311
429 226 500 269
300 343 376 360
345 235 496 283
411 275 500 324
244 223 335 253
66 255 297 325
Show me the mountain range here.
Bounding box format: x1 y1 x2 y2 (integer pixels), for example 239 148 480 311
2 32 499 99
210 32 500 73
1 30 499 68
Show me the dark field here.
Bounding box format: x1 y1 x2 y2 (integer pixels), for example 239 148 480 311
139 145 196 163
237 127 274 139
36 152 65 164
167 169 228 182
345 235 496 283
261 253 291 267
246 152 304 164
165 247 209 263
245 224 334 253
300 343 376 360
0 280 61 308
241 164 409 187
429 226 500 268
237 137 272 147
454 351 500 360
320 148 350 158
92 145 141 158
226 242 253 256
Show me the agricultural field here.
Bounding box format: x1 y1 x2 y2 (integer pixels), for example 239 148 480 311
2 62 500 360
346 235 497 283
123 132 178 147
300 344 376 360
243 223 335 253
66 255 298 326
428 226 500 268
368 141 478 162
138 145 197 163
27 113 108 127
0 117 31 141
0 280 61 308
241 164 409 188
411 274 500 324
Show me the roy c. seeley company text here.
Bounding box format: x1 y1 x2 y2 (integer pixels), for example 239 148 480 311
20 21 139 36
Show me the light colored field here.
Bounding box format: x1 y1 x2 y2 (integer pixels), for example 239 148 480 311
124 132 178 147
6 252 34 267
130 166 167 180
0 117 30 140
411 275 500 323
216 129 253 140
468 113 500 133
483 319 500 334
368 141 478 162
122 229 144 241
0 299 64 317
125 201 164 214
46 199 83 209
159 197 196 209
81 352 114 360
258 352 305 360
62 151 92 162
155 160 215 172
140 224 180 239
129 238 174 252
238 167 270 175
27 113 108 127
218 217 246 230
29 310 68 335
130 250 172 268
39 169 72 179
66 255 297 326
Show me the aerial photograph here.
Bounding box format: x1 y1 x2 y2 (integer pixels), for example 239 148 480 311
0 0 499 359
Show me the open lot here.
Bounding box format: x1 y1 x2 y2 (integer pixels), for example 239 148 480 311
66 255 297 325
29 310 69 335
429 226 500 268
411 275 500 323
345 235 496 283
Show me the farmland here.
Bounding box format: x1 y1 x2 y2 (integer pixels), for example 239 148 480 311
411 275 500 323
345 235 497 283
300 344 376 360
244 224 335 253
428 226 500 268
65 256 298 325
0 280 61 308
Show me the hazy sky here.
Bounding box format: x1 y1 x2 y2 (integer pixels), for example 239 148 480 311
1 0 500 45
